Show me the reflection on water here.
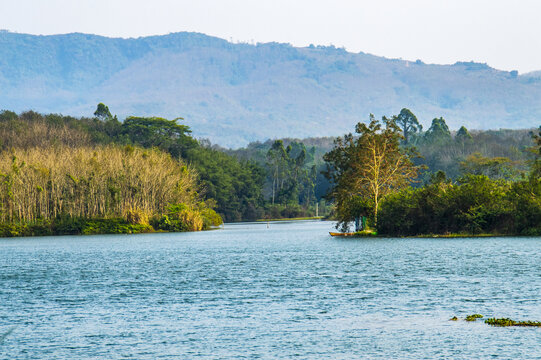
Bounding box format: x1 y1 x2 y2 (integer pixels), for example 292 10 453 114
0 220 540 359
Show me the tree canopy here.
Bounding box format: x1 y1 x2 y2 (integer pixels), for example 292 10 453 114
455 126 473 143
93 103 113 121
324 115 422 230
425 117 451 144
122 116 197 158
394 108 422 145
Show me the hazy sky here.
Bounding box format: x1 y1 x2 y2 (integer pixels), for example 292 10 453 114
2 0 540 73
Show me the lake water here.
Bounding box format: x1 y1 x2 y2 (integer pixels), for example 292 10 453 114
1 220 540 359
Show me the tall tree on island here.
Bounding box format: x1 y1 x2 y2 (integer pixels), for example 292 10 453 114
393 108 422 145
324 115 422 230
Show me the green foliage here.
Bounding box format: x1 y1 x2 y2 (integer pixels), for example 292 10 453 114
263 203 316 220
80 219 153 235
465 314 484 321
0 110 17 122
150 203 215 232
393 108 422 145
414 127 533 181
0 223 28 237
506 178 541 235
125 208 149 225
460 153 521 180
0 107 267 224
0 206 219 238
455 126 473 143
265 140 317 207
185 146 265 222
485 318 541 327
424 117 451 144
122 116 197 158
200 206 223 228
0 217 153 237
378 174 541 236
0 106 537 230
94 103 113 121
530 126 541 179
324 115 421 231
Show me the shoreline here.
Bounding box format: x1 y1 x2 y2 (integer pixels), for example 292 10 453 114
256 216 324 222
343 232 534 238
0 217 221 239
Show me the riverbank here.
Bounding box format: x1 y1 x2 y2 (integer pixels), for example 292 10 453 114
414 233 511 238
0 218 153 238
0 211 223 238
334 230 529 238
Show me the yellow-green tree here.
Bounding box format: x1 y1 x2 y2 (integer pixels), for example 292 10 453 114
0 145 202 224
324 115 421 230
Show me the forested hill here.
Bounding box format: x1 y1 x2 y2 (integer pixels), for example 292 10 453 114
2 31 541 147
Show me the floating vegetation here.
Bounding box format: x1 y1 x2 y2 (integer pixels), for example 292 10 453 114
485 318 541 327
465 314 484 321
450 314 541 327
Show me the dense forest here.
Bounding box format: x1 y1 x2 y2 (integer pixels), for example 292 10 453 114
229 123 535 183
0 105 539 237
322 112 540 236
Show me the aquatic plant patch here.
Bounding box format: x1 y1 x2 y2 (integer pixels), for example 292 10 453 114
465 314 484 321
485 318 541 327
450 314 541 327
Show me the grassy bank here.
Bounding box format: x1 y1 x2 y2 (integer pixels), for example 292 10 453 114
0 218 152 237
0 205 224 238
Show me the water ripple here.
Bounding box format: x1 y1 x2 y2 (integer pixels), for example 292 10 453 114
0 221 540 359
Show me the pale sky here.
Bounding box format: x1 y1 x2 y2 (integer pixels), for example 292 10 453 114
1 0 540 73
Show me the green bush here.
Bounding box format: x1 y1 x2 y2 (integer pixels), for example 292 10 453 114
150 203 210 232
80 218 152 235
378 175 541 236
200 207 223 229
0 223 25 237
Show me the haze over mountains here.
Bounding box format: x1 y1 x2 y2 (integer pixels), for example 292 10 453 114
1 31 540 147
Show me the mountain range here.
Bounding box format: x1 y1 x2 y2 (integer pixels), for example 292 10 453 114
1 30 540 147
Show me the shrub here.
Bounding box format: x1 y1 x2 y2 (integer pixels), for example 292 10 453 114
125 208 149 225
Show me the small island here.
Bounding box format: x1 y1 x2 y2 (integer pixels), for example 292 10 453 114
324 112 541 237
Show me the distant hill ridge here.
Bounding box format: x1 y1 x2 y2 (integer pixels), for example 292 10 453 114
1 31 540 147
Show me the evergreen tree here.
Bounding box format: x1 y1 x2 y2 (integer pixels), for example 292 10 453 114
455 126 473 143
394 108 422 145
424 117 451 143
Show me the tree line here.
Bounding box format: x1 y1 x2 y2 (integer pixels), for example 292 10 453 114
0 107 326 222
0 144 222 236
228 118 535 198
323 110 540 236
0 107 264 223
1 105 538 235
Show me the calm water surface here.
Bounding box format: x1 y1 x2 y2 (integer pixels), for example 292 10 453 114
1 220 540 359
